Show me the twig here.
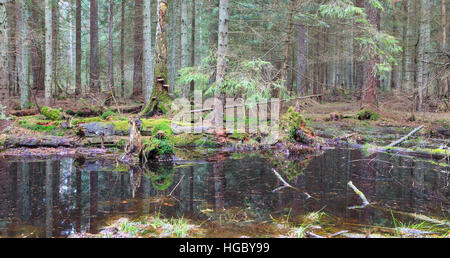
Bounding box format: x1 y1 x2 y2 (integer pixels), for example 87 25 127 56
271 168 311 198
387 125 424 147
169 174 185 197
347 181 370 209
306 231 325 238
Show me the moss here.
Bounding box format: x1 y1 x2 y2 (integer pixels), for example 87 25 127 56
101 110 117 120
41 106 63 121
230 130 248 141
173 133 196 147
356 108 380 121
74 117 103 125
110 120 130 132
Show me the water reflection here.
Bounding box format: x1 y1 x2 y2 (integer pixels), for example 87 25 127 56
0 148 448 237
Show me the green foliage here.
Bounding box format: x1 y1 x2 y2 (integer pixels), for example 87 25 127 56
356 108 380 121
41 106 63 121
101 110 117 120
142 137 174 157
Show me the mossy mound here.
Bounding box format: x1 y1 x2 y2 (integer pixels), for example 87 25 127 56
280 107 315 144
356 108 380 121
41 106 63 121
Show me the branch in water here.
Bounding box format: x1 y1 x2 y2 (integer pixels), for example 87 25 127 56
271 168 311 199
347 181 370 209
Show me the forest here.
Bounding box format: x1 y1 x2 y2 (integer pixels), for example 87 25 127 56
0 0 448 239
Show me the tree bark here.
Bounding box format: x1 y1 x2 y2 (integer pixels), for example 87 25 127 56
143 0 154 104
120 0 125 97
5 0 16 96
75 0 81 95
44 0 53 106
18 0 29 109
132 0 143 97
181 0 189 98
363 1 378 107
108 0 115 96
417 0 431 111
68 0 74 94
141 0 170 117
89 0 100 92
29 0 44 92
189 0 196 97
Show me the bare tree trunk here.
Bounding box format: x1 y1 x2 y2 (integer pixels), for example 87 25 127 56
189 0 196 97
440 0 448 97
120 0 125 97
181 0 189 98
296 23 308 95
5 1 16 97
141 0 170 117
417 0 431 111
89 0 100 92
28 0 44 92
132 0 143 97
18 0 29 109
68 0 74 94
390 1 398 90
108 0 114 96
169 0 178 95
363 1 378 106
279 0 295 116
75 0 81 95
143 0 154 104
16 0 22 99
51 0 59 96
44 0 52 105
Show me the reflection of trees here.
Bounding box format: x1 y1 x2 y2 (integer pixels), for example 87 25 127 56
143 162 175 191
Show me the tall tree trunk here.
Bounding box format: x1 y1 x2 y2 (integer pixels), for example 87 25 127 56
15 0 22 99
120 0 125 97
68 0 74 94
5 1 16 96
354 0 364 98
141 0 170 117
214 0 229 131
400 0 408 91
75 0 81 95
181 0 189 98
363 1 378 106
18 0 29 109
51 0 59 96
189 0 196 97
108 0 114 96
440 0 448 97
132 0 143 97
28 0 44 92
417 0 431 111
390 1 398 90
89 0 100 92
296 23 308 95
279 0 295 116
143 0 154 104
169 0 178 95
44 0 52 105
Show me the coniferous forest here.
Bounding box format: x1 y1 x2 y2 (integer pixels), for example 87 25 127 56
0 0 448 241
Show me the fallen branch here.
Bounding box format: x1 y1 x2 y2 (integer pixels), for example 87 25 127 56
306 231 325 238
271 168 311 198
387 125 424 147
347 181 370 209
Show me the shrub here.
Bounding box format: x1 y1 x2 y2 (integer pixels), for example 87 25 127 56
356 108 379 121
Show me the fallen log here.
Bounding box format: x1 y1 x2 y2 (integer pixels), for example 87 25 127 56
9 109 39 117
4 136 76 148
387 125 424 147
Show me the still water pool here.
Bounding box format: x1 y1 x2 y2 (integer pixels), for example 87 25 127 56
0 148 448 237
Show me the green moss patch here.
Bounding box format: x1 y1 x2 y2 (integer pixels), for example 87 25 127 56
356 108 380 121
41 106 63 121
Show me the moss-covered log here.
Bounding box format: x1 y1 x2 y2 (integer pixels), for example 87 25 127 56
141 1 171 117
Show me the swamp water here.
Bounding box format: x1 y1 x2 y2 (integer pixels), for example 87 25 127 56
0 148 448 238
